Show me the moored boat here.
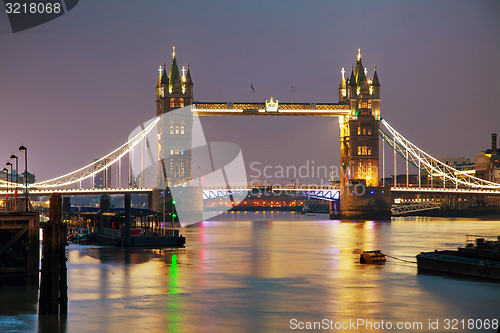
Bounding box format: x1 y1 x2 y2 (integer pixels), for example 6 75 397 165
417 235 500 281
93 227 185 247
360 250 387 263
73 227 92 242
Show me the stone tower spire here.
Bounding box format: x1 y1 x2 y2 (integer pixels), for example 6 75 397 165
339 49 381 188
155 46 195 189
338 67 347 102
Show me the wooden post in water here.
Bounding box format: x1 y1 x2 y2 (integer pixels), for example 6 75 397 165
39 194 68 316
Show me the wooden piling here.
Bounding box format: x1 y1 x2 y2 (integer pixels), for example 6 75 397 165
39 193 68 316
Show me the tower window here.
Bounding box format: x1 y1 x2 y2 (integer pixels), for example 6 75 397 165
170 100 175 108
180 98 184 107
357 127 361 135
363 128 366 135
175 147 180 154
368 147 372 155
181 148 184 155
175 126 179 134
180 126 184 134
170 148 174 155
170 126 174 134
161 87 165 97
368 128 372 135
358 146 361 155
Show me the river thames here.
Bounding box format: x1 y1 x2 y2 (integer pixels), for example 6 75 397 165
1 212 499 332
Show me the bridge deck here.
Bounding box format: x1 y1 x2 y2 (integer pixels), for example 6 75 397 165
391 186 500 195
2 186 499 196
192 102 350 117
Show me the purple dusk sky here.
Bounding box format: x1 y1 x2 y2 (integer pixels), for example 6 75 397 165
1 0 499 183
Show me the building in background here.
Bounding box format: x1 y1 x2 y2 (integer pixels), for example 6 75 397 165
93 159 112 188
1 170 35 184
475 133 500 183
19 171 36 184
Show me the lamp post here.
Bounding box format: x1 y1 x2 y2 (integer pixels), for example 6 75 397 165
2 168 8 209
19 146 28 211
6 162 12 209
10 155 18 196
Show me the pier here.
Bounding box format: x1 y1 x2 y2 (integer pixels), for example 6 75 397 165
0 201 39 285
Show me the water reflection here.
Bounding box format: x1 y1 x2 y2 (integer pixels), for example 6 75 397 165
38 315 67 333
0 215 499 332
165 253 180 333
0 286 38 315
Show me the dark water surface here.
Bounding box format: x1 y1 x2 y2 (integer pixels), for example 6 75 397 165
1 212 499 332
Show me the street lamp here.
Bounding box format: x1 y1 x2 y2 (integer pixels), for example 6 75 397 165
19 146 28 211
2 168 8 207
10 154 18 187
6 162 12 205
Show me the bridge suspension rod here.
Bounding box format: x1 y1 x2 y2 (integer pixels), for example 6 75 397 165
31 117 160 188
380 119 500 189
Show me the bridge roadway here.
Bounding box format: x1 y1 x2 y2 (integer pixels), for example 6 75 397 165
2 185 499 197
391 186 500 195
0 186 342 201
0 186 342 202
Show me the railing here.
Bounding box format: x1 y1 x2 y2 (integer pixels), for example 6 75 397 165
391 202 441 216
391 186 500 195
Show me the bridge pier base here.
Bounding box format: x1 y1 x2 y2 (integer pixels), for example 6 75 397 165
339 186 392 220
124 194 131 246
62 197 71 221
329 201 340 219
98 195 110 233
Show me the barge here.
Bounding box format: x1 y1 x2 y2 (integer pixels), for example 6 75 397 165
416 235 500 281
93 228 185 247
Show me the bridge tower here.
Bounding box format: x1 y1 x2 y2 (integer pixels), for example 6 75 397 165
336 50 390 219
338 49 380 188
155 46 194 187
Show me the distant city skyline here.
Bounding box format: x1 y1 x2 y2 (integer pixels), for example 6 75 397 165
1 1 499 182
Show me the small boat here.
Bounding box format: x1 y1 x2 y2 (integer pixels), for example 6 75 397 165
73 228 92 242
360 250 386 263
417 235 500 280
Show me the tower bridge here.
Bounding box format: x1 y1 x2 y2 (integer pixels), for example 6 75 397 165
1 47 499 221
